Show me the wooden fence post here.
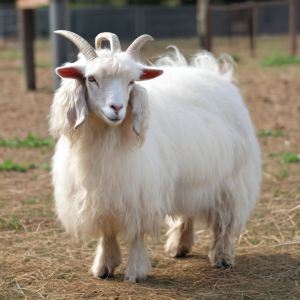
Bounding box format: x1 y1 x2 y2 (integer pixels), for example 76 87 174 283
250 5 258 58
289 0 298 56
204 7 212 51
20 9 36 90
50 0 69 90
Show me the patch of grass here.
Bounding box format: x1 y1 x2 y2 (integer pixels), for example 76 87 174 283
273 190 280 198
0 214 21 230
231 54 240 62
18 66 24 75
87 241 97 248
36 61 52 68
268 153 280 157
0 50 22 59
27 197 40 205
0 134 55 148
280 169 289 179
261 55 300 67
0 159 35 172
26 209 55 218
259 129 283 137
39 163 51 170
249 238 260 245
282 153 300 163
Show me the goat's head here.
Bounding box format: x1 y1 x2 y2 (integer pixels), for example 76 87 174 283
54 31 163 137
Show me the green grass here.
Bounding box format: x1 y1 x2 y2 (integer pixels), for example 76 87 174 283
27 197 41 205
0 214 21 230
230 54 240 62
39 163 51 170
0 50 22 60
258 129 283 137
282 153 300 163
0 159 51 172
0 159 35 172
36 61 52 68
261 55 300 67
268 153 280 157
18 66 24 75
249 238 260 245
280 169 289 179
0 135 55 148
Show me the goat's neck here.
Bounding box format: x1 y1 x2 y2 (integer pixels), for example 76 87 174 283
75 111 134 151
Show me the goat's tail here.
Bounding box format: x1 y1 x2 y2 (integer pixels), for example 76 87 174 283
154 46 235 82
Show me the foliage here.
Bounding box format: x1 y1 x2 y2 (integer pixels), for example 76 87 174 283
282 153 300 163
261 56 300 67
0 135 55 148
258 129 283 137
0 159 35 172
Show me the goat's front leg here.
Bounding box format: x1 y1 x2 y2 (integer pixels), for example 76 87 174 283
124 236 151 283
90 234 122 278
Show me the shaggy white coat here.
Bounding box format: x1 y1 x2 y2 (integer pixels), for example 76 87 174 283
50 48 261 282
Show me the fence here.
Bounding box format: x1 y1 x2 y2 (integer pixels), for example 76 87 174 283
0 3 297 42
0 4 18 40
211 2 291 37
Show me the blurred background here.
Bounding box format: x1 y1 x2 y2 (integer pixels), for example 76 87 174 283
0 0 298 89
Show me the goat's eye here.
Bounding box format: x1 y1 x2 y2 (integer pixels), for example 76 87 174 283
129 80 134 85
88 76 95 82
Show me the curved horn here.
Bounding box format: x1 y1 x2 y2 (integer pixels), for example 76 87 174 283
54 30 98 61
95 32 121 54
126 34 154 60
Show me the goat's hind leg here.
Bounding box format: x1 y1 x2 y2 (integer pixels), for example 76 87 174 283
165 217 194 257
90 234 123 278
209 217 235 268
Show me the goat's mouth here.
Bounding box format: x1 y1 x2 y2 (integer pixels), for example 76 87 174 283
101 111 123 125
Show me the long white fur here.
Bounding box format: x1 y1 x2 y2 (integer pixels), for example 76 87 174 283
50 47 261 282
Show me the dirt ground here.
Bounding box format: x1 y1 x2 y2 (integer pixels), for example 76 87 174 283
0 36 300 299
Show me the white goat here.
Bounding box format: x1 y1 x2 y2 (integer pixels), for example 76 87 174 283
49 31 261 283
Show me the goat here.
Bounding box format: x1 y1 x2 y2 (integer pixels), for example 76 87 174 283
49 31 261 283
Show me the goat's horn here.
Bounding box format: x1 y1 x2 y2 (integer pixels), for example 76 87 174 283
126 34 154 60
95 32 121 54
54 30 98 61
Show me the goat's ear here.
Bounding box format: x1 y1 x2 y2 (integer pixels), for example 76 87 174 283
67 84 89 131
139 67 163 81
129 84 150 144
56 65 84 80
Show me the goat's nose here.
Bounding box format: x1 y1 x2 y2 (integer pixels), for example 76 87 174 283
109 104 123 113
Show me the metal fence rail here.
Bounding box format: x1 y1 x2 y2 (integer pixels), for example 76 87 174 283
36 6 197 40
0 4 296 42
212 1 290 36
0 4 18 40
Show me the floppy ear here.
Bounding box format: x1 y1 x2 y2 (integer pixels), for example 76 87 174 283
49 78 89 146
55 63 88 131
129 84 150 147
67 84 89 130
139 67 163 81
